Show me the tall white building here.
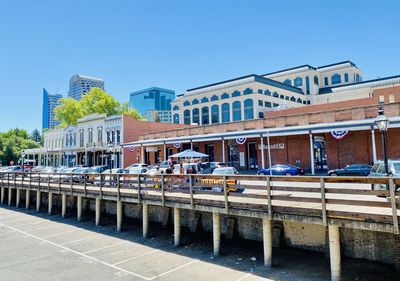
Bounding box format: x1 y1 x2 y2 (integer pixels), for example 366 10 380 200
68 74 105 100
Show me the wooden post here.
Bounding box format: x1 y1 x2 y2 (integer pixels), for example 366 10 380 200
262 218 272 267
143 203 149 238
36 190 41 212
389 178 399 234
189 175 194 209
95 198 101 226
223 176 229 214
267 177 272 219
213 212 221 255
61 193 67 218
161 175 165 207
116 200 122 231
48 192 53 215
25 190 30 209
328 225 341 281
77 196 83 222
320 177 327 226
174 207 181 247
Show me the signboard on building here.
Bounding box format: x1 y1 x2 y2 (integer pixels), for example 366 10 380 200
258 143 285 150
146 147 158 152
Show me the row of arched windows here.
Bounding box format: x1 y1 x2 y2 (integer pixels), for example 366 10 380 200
175 99 255 125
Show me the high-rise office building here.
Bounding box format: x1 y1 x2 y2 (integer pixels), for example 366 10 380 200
129 87 175 123
68 74 104 100
42 88 63 130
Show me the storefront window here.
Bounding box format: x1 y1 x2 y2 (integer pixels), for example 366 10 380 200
244 99 254 120
222 103 230 123
211 105 219 124
232 101 242 121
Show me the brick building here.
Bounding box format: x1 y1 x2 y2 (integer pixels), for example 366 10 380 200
125 86 400 173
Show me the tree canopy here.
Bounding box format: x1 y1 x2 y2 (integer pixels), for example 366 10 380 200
54 88 144 127
0 128 41 166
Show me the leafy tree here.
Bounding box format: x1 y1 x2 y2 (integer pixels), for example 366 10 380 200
54 88 144 127
0 129 41 166
54 97 83 127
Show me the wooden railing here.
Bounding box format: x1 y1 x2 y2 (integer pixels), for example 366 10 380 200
1 172 399 233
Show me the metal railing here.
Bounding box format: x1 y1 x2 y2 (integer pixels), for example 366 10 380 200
1 172 399 233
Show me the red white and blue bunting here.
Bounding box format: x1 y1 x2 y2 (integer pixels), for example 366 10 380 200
128 145 135 152
174 142 181 149
330 130 349 140
236 137 247 145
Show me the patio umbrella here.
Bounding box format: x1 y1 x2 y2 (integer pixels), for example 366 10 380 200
169 149 209 158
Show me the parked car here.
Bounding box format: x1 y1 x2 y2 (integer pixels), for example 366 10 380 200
370 160 400 190
328 164 372 176
126 163 149 170
30 166 55 181
58 167 80 182
94 168 127 186
0 166 22 179
127 166 149 175
257 164 304 176
201 162 227 174
200 167 243 193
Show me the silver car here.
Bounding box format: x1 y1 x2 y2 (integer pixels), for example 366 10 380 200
370 160 400 190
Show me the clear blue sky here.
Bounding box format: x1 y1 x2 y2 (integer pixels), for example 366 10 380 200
1 0 399 133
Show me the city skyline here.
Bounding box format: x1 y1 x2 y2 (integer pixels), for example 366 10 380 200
1 0 400 132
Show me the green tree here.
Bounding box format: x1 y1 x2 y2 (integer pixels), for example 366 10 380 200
54 97 83 127
30 129 42 144
54 88 144 127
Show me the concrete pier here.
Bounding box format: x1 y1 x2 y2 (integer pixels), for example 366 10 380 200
0 186 4 204
48 192 53 215
36 190 41 212
61 194 67 218
329 225 341 281
143 203 149 238
174 207 181 247
77 196 82 222
8 188 12 206
25 190 30 209
95 198 101 226
262 218 273 267
116 200 122 231
16 188 20 208
213 212 221 255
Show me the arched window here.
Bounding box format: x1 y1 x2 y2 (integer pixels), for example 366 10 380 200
272 91 279 98
331 74 341 84
297 98 302 103
184 110 190 125
221 93 229 99
244 99 254 120
314 75 319 85
232 101 242 121
183 101 190 106
192 99 199 105
265 90 271 96
258 89 263 94
283 79 292 86
294 77 303 86
211 95 218 101
201 97 209 103
192 108 199 124
221 103 230 123
173 114 180 124
280 94 285 99
173 105 179 110
211 105 219 124
290 96 296 102
201 107 209 125
243 88 253 95
232 90 240 97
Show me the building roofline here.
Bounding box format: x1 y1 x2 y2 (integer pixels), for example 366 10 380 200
316 60 357 70
130 87 175 96
318 74 400 94
262 64 316 76
70 74 104 82
186 74 303 94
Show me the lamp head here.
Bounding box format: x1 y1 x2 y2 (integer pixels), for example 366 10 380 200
375 109 389 132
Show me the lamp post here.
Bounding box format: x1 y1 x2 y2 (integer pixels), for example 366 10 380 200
375 104 390 176
107 141 114 170
21 152 26 172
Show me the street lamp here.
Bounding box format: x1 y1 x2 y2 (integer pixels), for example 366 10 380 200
375 104 390 176
21 152 26 172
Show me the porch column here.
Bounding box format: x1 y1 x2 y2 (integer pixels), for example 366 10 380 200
221 138 225 163
266 132 272 172
309 132 315 175
163 143 167 161
260 135 265 169
140 146 145 163
371 128 377 162
190 140 193 151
